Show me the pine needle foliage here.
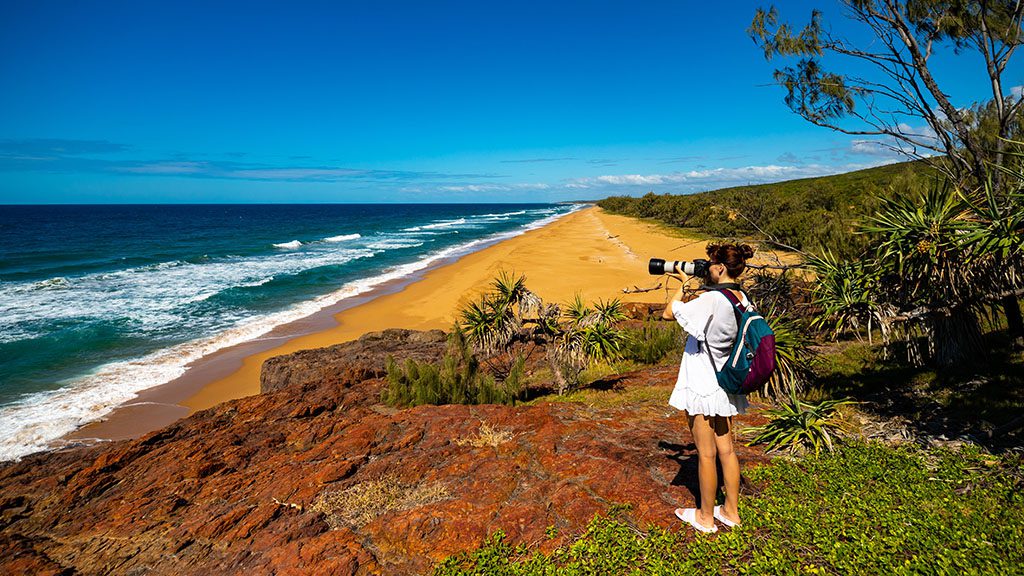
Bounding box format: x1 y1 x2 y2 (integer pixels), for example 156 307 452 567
620 319 683 365
381 330 526 407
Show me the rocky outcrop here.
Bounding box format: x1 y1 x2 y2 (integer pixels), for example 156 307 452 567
0 331 768 575
261 328 447 393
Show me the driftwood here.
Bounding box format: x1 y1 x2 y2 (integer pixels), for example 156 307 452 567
622 282 662 294
746 263 810 270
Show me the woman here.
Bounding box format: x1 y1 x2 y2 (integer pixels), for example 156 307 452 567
661 242 755 533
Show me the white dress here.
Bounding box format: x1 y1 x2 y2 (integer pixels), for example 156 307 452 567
667 291 750 417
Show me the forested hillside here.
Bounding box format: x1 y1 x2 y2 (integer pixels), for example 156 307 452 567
597 160 932 257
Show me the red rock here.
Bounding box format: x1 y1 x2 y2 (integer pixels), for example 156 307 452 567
0 330 769 575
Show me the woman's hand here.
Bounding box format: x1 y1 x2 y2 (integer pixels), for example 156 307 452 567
665 268 689 285
662 266 693 320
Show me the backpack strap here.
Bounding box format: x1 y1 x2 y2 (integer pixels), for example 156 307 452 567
702 289 747 374
716 288 747 312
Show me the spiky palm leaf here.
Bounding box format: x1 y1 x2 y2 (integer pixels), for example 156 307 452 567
862 181 990 365
808 250 887 340
594 298 627 324
762 310 813 399
863 181 976 306
459 295 518 354
579 322 625 363
959 172 1024 285
564 293 594 326
491 271 540 314
459 297 500 353
744 392 856 455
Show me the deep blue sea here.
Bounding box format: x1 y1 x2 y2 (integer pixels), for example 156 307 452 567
0 203 579 459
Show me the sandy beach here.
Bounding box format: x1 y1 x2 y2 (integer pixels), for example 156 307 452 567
67 206 747 443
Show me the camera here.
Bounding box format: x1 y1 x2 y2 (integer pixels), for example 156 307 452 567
648 258 711 277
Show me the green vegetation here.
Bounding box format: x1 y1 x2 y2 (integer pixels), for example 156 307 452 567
458 272 628 395
598 161 929 257
743 394 856 455
619 319 682 365
811 170 1024 368
381 330 526 407
435 442 1024 575
431 6 1024 571
809 334 1024 444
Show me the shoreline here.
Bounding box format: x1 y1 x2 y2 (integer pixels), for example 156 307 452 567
59 226 541 445
60 206 716 447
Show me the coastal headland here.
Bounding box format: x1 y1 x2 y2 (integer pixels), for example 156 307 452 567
69 206 732 443
0 206 777 574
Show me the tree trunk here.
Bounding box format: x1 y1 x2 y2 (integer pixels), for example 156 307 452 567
1003 296 1024 343
930 309 986 368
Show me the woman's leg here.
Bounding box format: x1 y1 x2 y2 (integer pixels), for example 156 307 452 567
687 413 718 529
712 416 741 525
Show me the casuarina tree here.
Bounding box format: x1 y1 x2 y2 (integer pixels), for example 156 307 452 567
750 1 1024 341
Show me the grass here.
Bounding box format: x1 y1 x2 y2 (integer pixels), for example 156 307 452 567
456 422 515 449
524 384 671 410
434 441 1024 575
310 474 450 529
619 320 684 366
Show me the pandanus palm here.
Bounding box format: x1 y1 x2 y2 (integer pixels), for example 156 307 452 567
808 250 889 343
459 274 626 394
961 160 1024 337
811 179 1008 366
459 271 541 354
863 182 986 366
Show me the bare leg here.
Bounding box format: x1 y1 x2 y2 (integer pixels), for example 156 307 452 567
687 413 718 530
712 416 741 525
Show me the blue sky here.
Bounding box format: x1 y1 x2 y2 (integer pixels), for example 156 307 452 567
0 1 1018 203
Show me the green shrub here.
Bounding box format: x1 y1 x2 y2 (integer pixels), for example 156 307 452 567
743 393 856 455
381 330 526 407
597 160 928 258
763 311 815 399
620 319 683 365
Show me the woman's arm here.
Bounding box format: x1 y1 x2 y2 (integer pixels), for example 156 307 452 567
661 270 691 320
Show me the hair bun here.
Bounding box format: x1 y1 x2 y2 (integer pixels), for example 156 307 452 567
740 244 755 260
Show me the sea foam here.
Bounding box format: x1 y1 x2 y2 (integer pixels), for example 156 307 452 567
324 233 361 242
0 204 581 461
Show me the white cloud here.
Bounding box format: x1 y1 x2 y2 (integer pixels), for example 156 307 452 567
562 161 896 193
117 162 205 175
595 174 667 185
849 139 893 156
439 183 551 192
227 168 365 180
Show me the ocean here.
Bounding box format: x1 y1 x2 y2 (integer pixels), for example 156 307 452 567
0 203 580 460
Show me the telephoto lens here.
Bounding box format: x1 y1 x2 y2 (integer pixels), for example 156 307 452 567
648 258 711 277
648 258 676 275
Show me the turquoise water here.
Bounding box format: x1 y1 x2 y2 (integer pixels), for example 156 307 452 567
0 203 578 459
